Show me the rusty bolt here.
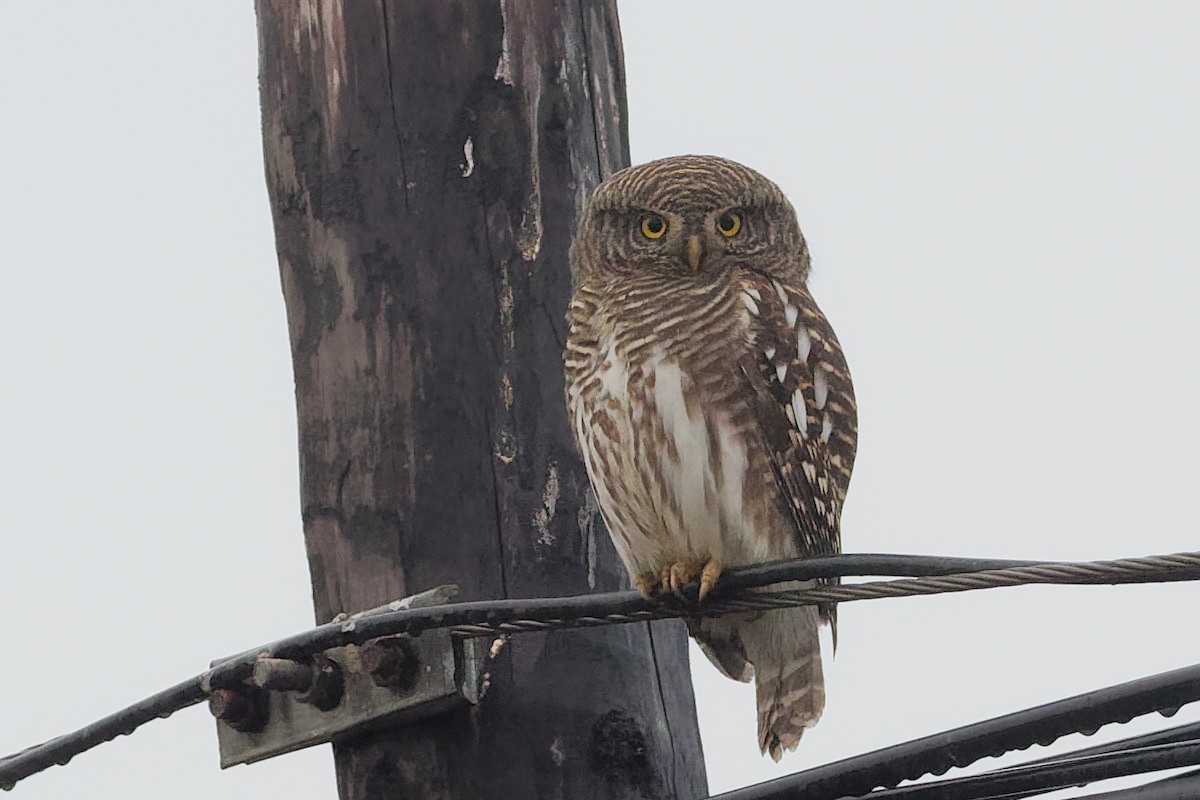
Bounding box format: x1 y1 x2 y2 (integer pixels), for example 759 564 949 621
208 683 268 733
252 657 315 693
295 653 344 711
360 635 419 690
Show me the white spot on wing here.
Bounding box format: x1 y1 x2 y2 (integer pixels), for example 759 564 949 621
746 287 763 302
791 391 808 438
813 367 829 409
797 327 812 363
775 363 787 383
772 278 800 326
764 346 777 361
821 414 833 443
771 279 789 304
740 291 760 316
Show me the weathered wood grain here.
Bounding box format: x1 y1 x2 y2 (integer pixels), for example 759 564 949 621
254 1 707 797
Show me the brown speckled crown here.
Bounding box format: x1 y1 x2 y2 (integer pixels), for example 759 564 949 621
588 155 790 215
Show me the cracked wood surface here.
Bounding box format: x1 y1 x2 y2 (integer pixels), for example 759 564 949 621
255 1 707 797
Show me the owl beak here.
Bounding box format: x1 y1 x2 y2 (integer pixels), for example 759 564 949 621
686 235 704 272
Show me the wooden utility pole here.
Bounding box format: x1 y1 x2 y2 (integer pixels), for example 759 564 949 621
254 2 708 798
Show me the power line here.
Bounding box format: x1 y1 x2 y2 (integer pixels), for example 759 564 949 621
710 665 1200 799
1079 767 1200 800
842 740 1200 800
447 552 1200 637
1 550 1198 792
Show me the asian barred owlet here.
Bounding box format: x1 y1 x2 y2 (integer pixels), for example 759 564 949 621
564 155 857 760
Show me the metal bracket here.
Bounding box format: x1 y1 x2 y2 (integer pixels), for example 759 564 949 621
211 586 481 768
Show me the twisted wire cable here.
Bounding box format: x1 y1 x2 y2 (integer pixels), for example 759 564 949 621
2 551 1198 791
448 552 1200 636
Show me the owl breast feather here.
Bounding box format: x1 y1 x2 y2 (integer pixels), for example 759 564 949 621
568 321 794 580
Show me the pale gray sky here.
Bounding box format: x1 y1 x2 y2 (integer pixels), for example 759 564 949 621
2 2 1198 798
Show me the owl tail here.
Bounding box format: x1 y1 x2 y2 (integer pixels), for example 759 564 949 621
689 601 826 761
750 605 826 761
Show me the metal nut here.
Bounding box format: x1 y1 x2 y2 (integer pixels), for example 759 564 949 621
360 635 420 690
208 684 269 733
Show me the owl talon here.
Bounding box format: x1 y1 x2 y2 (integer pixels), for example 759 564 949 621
635 571 661 597
669 562 691 597
698 560 723 601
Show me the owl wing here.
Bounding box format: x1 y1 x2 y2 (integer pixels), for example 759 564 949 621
739 274 858 636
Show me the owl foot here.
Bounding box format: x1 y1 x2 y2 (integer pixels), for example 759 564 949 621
662 560 697 597
656 558 723 601
635 570 662 598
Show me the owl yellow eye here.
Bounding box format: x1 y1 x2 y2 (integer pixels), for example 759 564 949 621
716 211 742 238
640 214 667 239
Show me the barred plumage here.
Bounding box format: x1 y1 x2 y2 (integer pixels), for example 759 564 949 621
564 155 857 760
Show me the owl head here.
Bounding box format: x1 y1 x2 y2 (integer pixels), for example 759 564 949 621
570 155 810 284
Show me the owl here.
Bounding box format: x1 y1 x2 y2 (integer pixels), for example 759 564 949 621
563 155 857 760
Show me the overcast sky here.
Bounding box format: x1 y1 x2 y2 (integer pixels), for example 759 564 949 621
2 2 1198 798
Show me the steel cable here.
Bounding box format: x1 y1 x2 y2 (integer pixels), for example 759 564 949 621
2 550 1198 791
